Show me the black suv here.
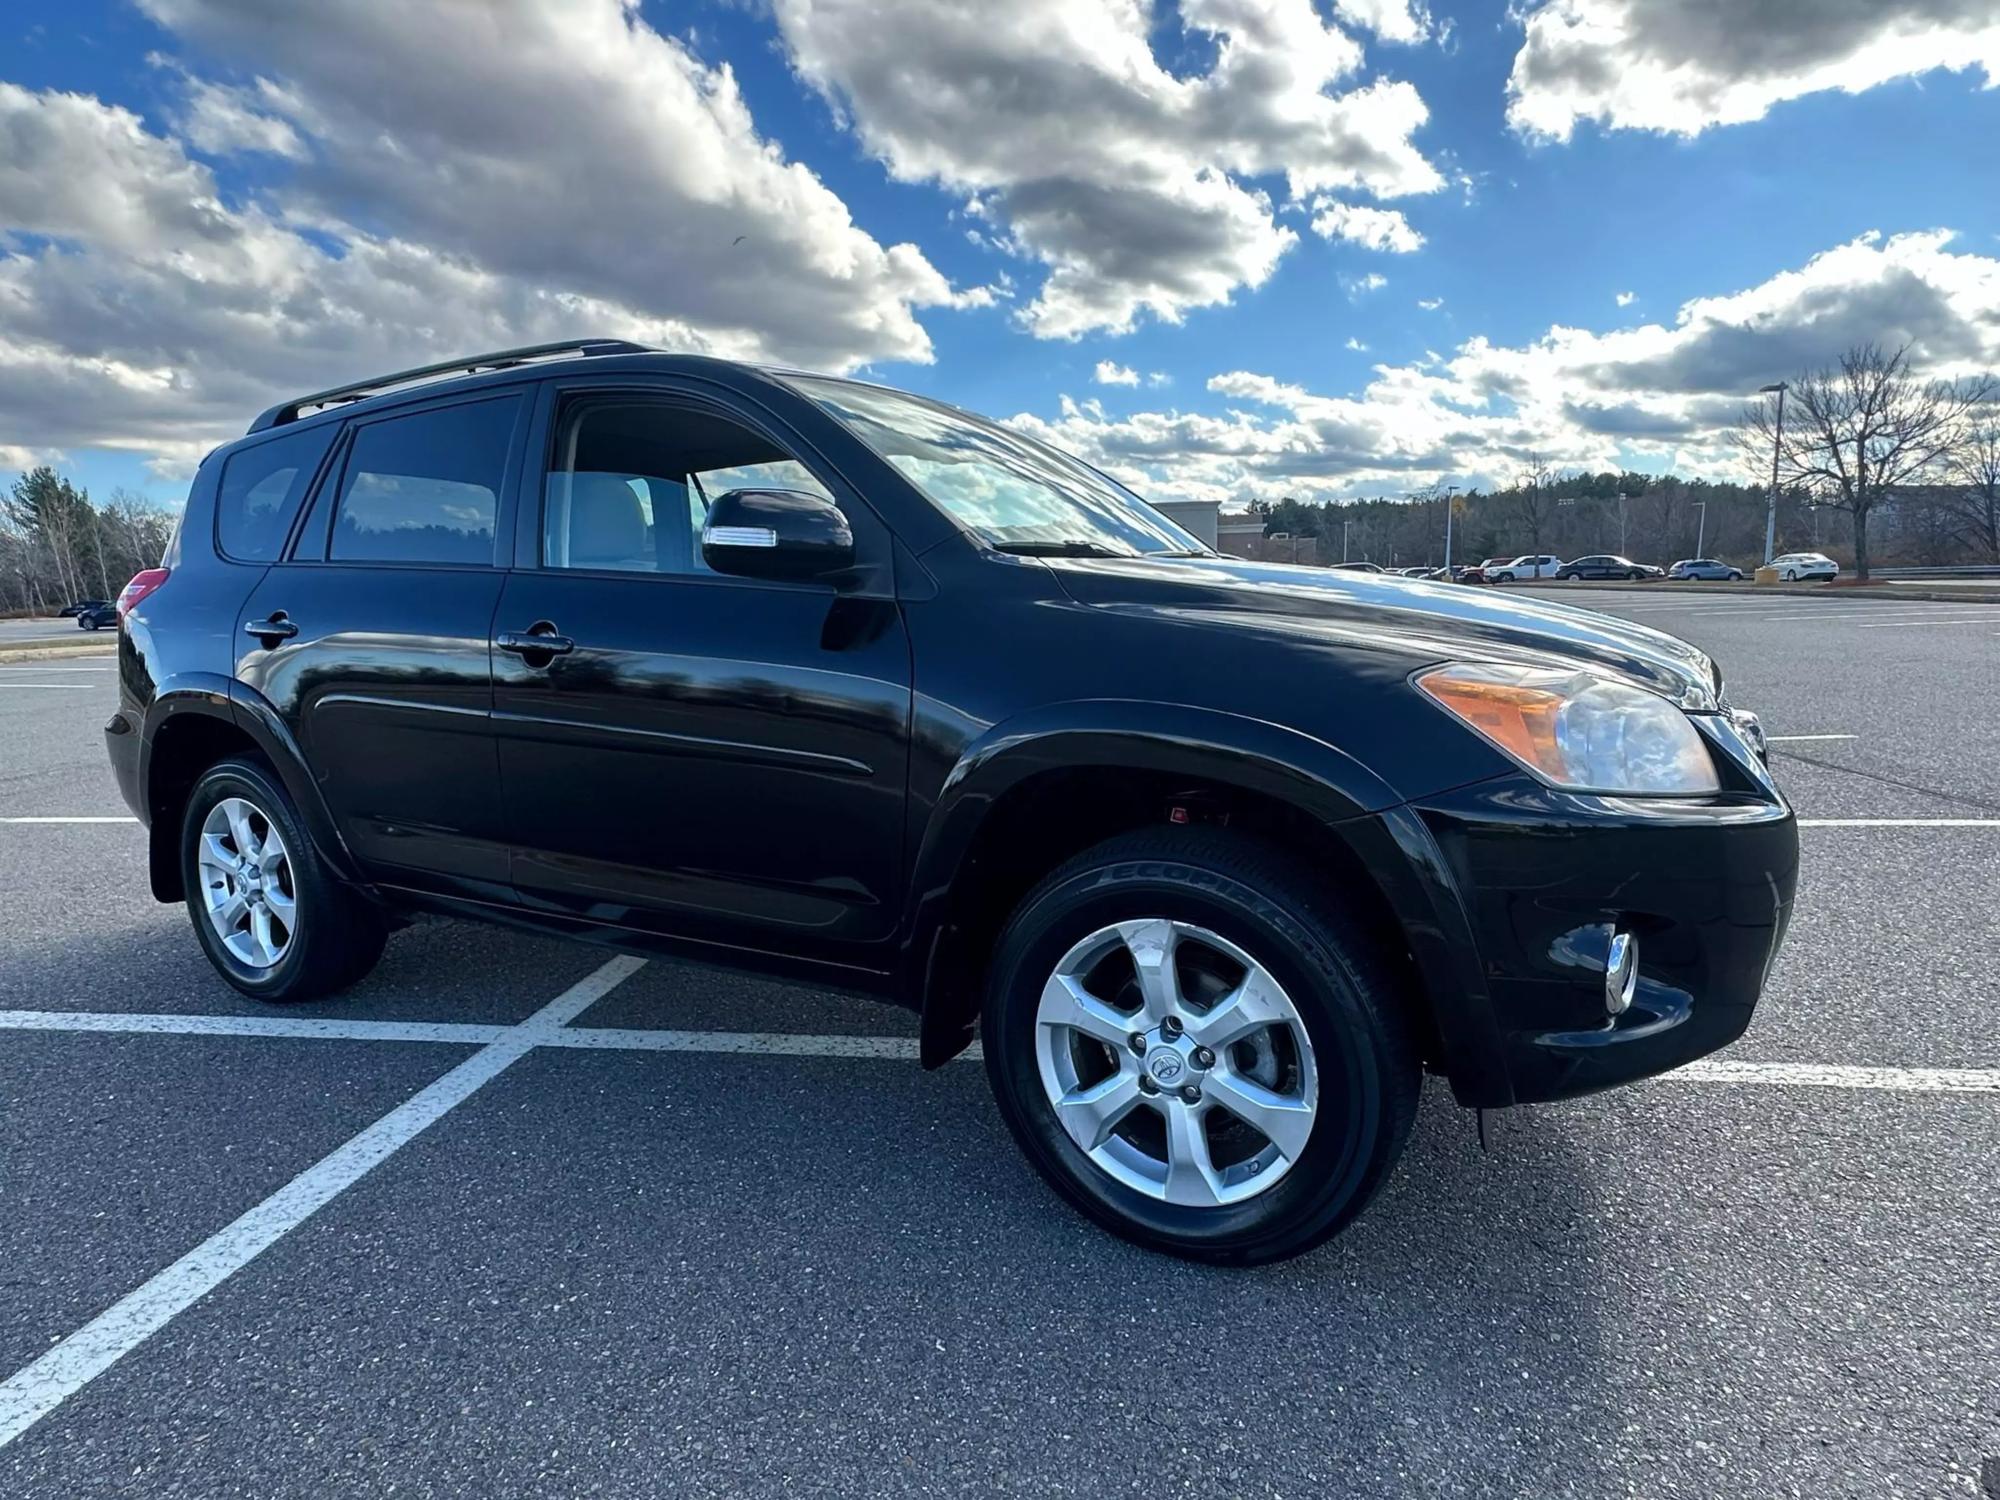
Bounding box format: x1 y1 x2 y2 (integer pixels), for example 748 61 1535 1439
108 340 1797 1263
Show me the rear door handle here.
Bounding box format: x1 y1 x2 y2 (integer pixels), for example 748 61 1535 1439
243 615 298 643
497 625 575 659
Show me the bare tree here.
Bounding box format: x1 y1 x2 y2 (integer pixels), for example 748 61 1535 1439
1945 414 2000 562
1506 454 1558 558
1744 343 1993 579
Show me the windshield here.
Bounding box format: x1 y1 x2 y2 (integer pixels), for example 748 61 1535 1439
790 376 1205 557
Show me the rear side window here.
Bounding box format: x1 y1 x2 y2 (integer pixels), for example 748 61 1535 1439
216 427 336 561
329 397 520 566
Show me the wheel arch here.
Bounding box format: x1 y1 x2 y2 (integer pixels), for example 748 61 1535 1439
902 702 1469 1073
142 682 363 901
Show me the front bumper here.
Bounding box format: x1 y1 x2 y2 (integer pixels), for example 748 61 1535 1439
1400 718 1798 1106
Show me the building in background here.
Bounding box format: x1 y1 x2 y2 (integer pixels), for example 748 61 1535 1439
1216 513 1318 565
1152 498 1219 548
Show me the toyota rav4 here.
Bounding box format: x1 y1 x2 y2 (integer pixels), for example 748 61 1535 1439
106 340 1797 1264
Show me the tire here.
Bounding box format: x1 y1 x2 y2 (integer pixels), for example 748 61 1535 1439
180 756 387 1002
81 617 98 631
981 828 1420 1265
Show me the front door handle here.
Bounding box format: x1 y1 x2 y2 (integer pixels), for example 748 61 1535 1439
243 615 298 644
497 624 575 660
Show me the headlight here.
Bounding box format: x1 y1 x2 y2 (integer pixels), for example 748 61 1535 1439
1415 662 1721 794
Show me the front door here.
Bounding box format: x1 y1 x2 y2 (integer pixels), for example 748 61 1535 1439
491 386 912 969
236 390 528 898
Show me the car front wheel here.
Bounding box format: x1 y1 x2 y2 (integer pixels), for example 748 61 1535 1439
181 756 387 1002
982 829 1419 1265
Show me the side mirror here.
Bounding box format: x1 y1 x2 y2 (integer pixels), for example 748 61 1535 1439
700 488 854 582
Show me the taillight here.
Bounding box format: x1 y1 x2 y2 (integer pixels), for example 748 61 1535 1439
117 567 171 617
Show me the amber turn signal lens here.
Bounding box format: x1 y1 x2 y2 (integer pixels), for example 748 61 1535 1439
1415 673 1569 781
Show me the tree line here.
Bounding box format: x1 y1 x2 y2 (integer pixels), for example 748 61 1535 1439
1259 344 1998 578
2 468 176 616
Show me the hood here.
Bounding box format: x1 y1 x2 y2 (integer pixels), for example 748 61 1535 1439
1045 554 1723 711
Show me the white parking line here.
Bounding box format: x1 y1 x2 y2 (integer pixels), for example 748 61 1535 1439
0 1009 512 1046
1796 818 2000 827
1858 618 1997 629
1672 1060 2000 1092
0 954 645 1452
0 684 101 690
11 1006 2000 1095
0 816 137 824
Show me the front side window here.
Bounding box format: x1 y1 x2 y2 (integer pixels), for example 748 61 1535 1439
217 426 336 561
542 399 832 575
791 376 1201 558
329 397 520 566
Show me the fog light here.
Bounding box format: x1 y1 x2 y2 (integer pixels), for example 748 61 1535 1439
1605 931 1638 1016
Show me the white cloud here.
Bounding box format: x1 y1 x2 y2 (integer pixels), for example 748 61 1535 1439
174 74 306 159
1615 290 1636 306
1147 371 1173 388
771 0 1443 337
1345 336 1369 351
1094 360 1140 386
1417 295 1444 310
0 2 986 470
1333 0 1433 45
1508 0 2000 141
1344 272 1389 297
1002 229 2000 504
1310 197 1425 253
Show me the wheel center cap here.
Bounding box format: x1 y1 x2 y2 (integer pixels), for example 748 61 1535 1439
1146 1046 1188 1086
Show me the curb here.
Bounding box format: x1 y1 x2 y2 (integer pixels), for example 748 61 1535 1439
0 639 119 662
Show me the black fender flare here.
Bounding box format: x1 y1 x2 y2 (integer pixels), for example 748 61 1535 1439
139 678 365 899
901 699 1409 1065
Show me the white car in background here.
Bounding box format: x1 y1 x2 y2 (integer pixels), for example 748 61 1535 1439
1486 554 1562 582
1771 551 1840 582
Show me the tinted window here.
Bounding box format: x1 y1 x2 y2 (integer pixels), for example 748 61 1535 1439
329 397 519 565
217 427 336 561
542 400 832 576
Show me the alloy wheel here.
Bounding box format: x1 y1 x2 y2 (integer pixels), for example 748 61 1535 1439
196 796 297 969
1034 919 1319 1208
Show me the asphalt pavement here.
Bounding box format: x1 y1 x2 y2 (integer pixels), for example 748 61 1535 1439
0 617 105 648
0 589 1995 1499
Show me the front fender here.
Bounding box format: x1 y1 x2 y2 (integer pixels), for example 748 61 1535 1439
901 699 1403 1064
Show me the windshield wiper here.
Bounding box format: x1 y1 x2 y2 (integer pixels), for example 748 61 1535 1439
989 539 1122 557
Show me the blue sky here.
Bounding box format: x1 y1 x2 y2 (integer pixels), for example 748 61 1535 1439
4 0 1999 511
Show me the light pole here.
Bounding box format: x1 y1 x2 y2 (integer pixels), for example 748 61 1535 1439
1693 500 1707 559
1759 381 1787 565
1615 491 1629 555
1443 484 1459 572
1342 519 1351 562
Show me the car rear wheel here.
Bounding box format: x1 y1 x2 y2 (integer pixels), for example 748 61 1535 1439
981 828 1419 1265
181 756 386 1002
80 616 98 631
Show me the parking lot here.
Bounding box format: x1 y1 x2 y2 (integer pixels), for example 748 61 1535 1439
1 588 1995 1498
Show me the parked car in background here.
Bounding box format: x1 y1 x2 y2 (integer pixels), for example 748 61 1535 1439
1485 554 1561 582
106 338 1797 1265
58 599 111 618
1771 552 1839 582
1457 558 1509 584
75 601 119 630
1557 555 1662 581
1331 561 1386 573
1668 559 1745 581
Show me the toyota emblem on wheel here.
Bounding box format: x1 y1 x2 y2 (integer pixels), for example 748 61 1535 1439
1147 1051 1185 1084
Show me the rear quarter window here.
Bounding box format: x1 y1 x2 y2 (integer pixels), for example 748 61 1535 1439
328 396 521 566
216 427 338 561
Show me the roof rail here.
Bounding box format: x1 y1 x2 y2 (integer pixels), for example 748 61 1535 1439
246 338 656 432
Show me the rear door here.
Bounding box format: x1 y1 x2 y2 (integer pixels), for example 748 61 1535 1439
235 390 529 899
490 380 912 968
